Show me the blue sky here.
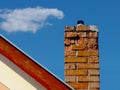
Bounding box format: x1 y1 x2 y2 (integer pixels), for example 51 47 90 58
0 0 120 90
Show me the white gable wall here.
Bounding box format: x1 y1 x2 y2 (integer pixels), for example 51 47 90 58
0 82 9 90
0 54 47 90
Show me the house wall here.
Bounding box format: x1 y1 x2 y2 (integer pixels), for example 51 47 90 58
64 25 100 90
0 54 47 90
0 82 9 90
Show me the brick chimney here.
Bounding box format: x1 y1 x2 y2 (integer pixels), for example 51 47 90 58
64 21 100 90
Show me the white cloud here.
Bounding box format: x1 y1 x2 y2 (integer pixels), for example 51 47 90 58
0 7 64 33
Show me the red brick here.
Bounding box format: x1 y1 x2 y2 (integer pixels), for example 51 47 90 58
72 44 87 50
76 50 99 57
64 32 67 37
64 25 100 90
78 76 99 82
70 39 75 44
64 38 71 45
78 32 86 37
65 76 76 83
65 51 76 56
65 63 76 70
87 32 98 37
88 56 99 63
88 38 98 44
88 43 94 50
65 57 87 63
88 69 99 76
77 63 99 69
65 46 72 51
88 83 100 89
76 26 89 31
78 38 88 45
88 43 98 50
75 89 88 90
67 83 88 89
66 32 78 38
65 26 75 31
93 43 98 50
65 70 87 76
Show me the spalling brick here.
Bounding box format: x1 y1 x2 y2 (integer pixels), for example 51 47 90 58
70 39 75 44
64 32 67 37
65 63 76 70
65 26 75 31
66 32 78 38
65 76 76 83
71 44 87 51
88 56 99 63
78 32 87 37
65 51 76 56
88 43 98 50
76 50 99 57
77 38 89 45
88 38 98 44
87 32 98 37
65 46 72 51
64 38 71 45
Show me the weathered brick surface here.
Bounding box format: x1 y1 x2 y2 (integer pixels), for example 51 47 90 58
65 63 76 70
65 76 76 83
78 32 87 37
77 38 89 45
67 83 88 89
87 32 98 37
88 57 99 63
66 32 78 38
65 51 76 56
75 89 88 90
76 50 99 57
64 38 71 45
88 83 100 89
88 38 98 44
89 89 99 90
72 44 87 50
65 46 72 51
88 69 99 76
71 39 75 44
77 64 99 69
65 70 87 76
65 26 75 31
76 26 89 31
78 76 99 82
64 24 99 90
65 57 87 63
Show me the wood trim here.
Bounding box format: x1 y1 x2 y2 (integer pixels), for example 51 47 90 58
0 36 72 90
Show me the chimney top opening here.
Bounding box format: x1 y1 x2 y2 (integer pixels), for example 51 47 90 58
77 20 84 25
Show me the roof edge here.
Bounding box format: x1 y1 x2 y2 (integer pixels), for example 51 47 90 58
0 34 74 90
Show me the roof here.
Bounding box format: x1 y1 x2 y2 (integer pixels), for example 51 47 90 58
0 34 73 90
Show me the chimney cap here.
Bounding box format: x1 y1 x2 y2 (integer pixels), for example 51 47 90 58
77 20 84 25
